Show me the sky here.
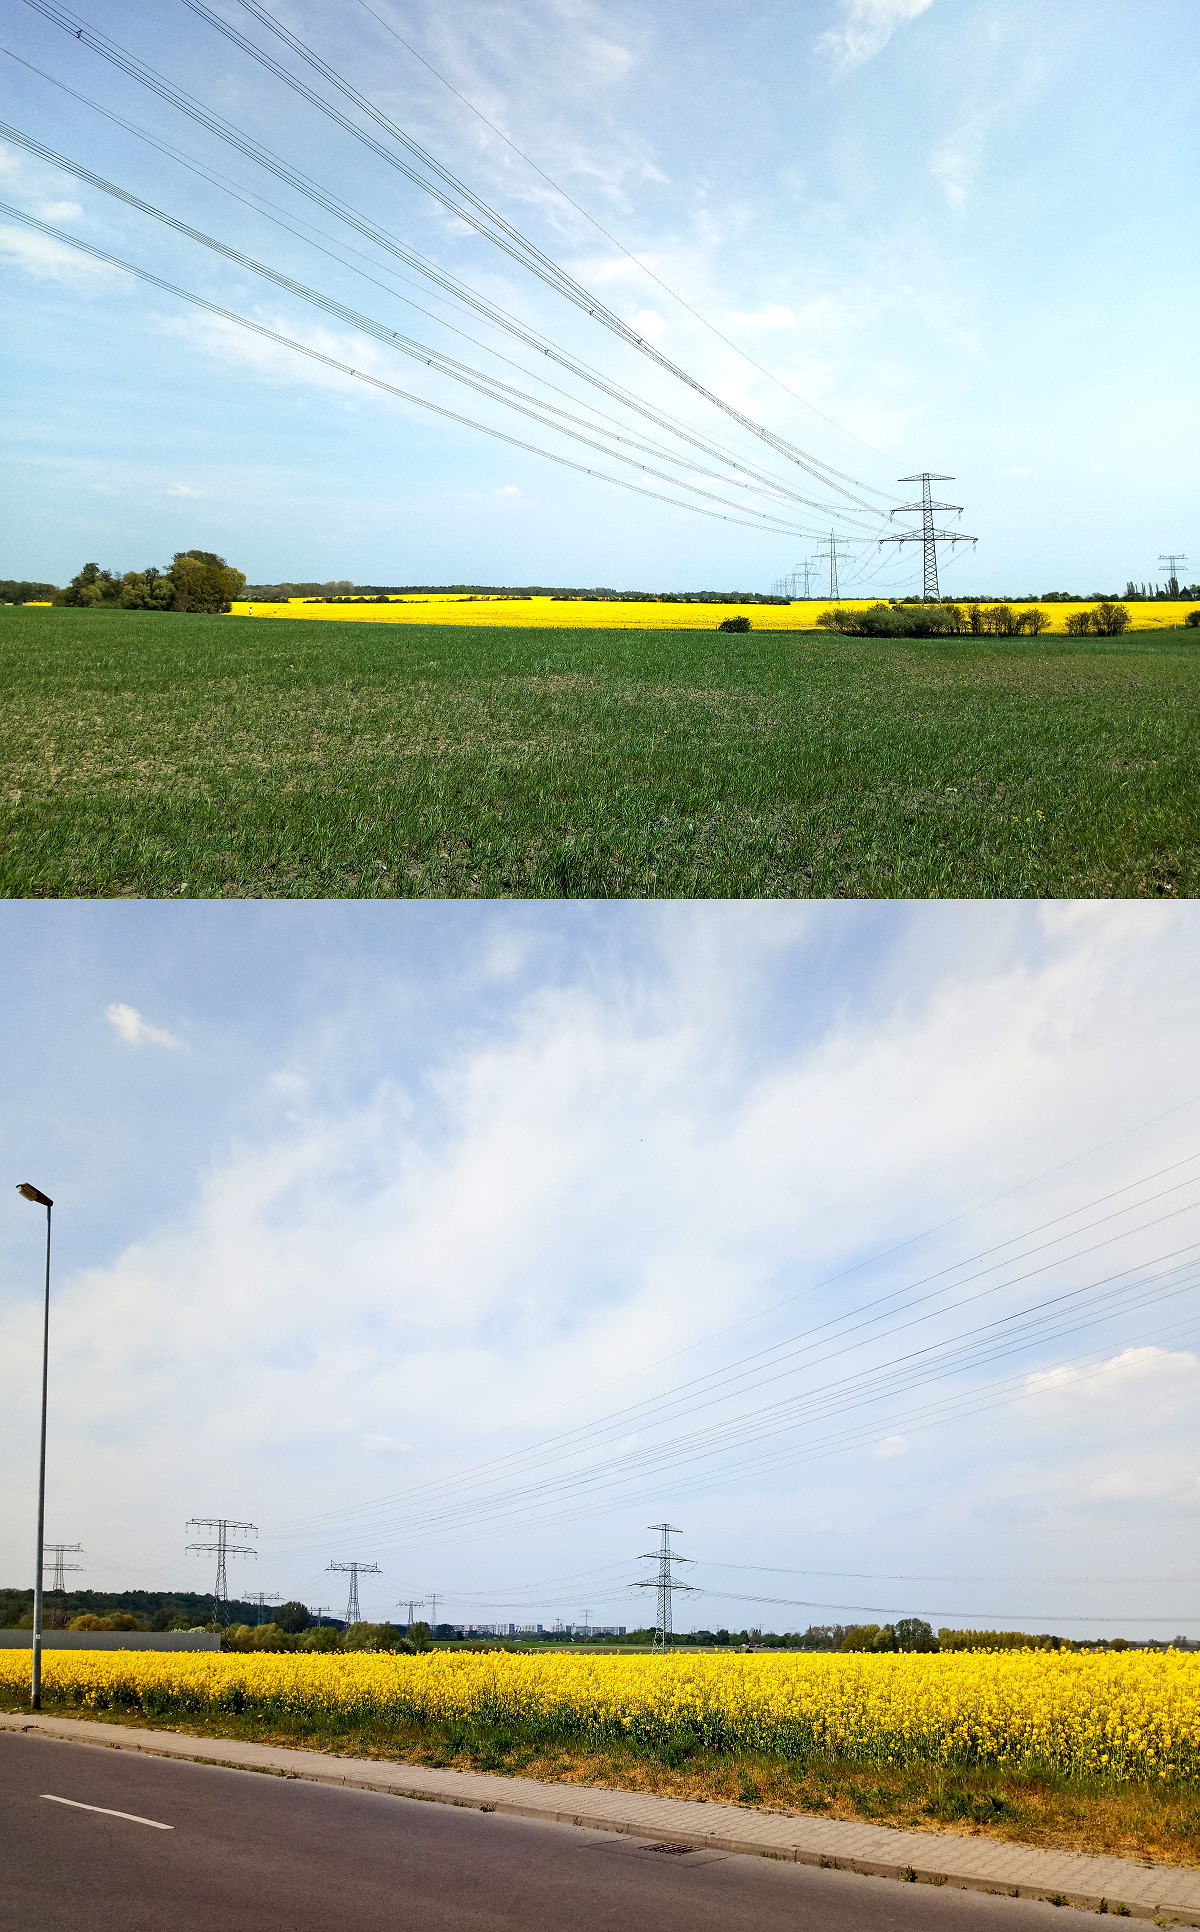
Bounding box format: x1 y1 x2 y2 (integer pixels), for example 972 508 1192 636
3 900 1200 1636
0 0 1195 597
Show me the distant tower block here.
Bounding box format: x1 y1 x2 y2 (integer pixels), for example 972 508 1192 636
881 474 977 598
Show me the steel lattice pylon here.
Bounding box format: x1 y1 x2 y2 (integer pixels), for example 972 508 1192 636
187 1518 257 1619
880 473 976 599
328 1560 381 1625
633 1524 696 1649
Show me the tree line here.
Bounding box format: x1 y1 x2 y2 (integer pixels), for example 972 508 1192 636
56 552 246 613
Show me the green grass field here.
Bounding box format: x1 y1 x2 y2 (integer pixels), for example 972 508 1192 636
2 608 1198 897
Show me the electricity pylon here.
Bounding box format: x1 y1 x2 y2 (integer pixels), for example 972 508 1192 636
633 1524 697 1650
43 1543 83 1592
187 1518 257 1619
881 473 977 598
398 1597 426 1629
246 1591 281 1626
1160 553 1186 593
826 531 855 601
327 1560 381 1625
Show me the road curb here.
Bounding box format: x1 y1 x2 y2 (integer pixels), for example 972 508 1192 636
3 1712 1197 1923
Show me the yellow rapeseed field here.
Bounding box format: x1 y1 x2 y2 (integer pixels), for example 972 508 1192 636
227 596 1199 634
4 1649 1198 1782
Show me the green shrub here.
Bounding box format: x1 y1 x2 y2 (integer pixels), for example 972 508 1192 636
1185 610 1200 628
717 614 752 632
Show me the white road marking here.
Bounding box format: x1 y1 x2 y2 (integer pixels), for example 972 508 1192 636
41 1794 174 1830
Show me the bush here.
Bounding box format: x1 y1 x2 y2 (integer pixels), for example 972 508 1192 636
1092 601 1130 636
1065 611 1094 635
344 1620 407 1653
717 614 752 632
817 603 966 638
1184 610 1200 628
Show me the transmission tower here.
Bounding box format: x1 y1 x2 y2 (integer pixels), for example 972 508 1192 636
427 1592 440 1632
1160 553 1186 592
327 1560 381 1625
633 1524 697 1650
42 1543 83 1593
246 1591 281 1626
880 474 977 599
826 531 856 601
186 1518 256 1618
398 1597 426 1630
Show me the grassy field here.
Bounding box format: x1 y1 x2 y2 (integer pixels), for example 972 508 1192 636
2 607 1198 898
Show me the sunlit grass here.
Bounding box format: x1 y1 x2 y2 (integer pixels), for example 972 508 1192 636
2 607 1198 898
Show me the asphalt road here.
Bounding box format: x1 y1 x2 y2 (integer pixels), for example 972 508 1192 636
2 1733 1072 1932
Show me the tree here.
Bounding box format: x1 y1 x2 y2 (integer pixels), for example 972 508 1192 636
1016 608 1051 634
893 1617 938 1651
274 1600 312 1633
120 567 175 611
1065 610 1094 635
170 551 246 613
60 562 121 607
407 1620 432 1651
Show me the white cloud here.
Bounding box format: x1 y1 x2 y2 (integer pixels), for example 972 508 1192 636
36 200 83 223
878 1434 909 1457
496 485 522 498
0 224 120 288
629 308 668 342
816 0 935 68
105 1003 183 1049
164 484 205 498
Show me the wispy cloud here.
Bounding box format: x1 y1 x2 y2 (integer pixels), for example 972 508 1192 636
105 1003 182 1049
816 0 935 69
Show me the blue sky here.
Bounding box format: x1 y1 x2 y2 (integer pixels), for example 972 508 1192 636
4 902 1200 1635
1 0 1195 596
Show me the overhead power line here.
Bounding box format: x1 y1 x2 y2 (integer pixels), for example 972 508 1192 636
0 121 856 535
180 0 892 501
18 2 886 518
0 201 843 538
352 0 900 469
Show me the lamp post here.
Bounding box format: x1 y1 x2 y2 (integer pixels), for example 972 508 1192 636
17 1182 54 1711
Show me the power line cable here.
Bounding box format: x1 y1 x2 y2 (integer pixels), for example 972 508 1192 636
181 0 895 503
1 122 850 535
0 201 835 538
18 0 879 511
266 1153 1200 1538
352 0 901 472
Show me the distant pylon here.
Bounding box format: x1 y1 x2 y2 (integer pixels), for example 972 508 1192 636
246 1591 281 1626
880 474 977 599
633 1524 697 1650
186 1518 257 1618
398 1597 426 1630
1160 553 1186 593
43 1543 83 1592
327 1560 381 1625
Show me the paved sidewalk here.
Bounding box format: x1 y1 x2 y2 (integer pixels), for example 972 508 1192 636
3 1711 1197 1924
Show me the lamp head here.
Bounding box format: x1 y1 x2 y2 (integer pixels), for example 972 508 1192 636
17 1183 53 1208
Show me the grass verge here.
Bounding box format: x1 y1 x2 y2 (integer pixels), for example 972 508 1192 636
3 609 1199 897
5 1698 1198 1866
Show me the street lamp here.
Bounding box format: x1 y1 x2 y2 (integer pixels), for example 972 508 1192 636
17 1182 54 1711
